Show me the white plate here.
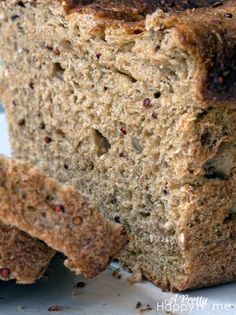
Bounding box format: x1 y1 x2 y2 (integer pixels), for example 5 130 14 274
0 113 235 315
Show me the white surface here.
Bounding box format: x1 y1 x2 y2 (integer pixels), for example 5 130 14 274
0 113 235 315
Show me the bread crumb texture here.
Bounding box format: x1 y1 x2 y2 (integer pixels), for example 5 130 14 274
0 0 235 290
0 155 128 278
0 221 54 284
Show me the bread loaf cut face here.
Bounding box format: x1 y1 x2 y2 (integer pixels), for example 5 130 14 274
0 0 235 290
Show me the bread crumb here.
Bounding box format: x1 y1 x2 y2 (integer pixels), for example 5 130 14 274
137 304 153 314
75 281 85 288
128 268 142 284
136 301 142 308
72 291 82 297
112 268 122 279
48 305 62 312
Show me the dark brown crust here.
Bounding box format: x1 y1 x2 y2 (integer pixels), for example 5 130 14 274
159 1 236 102
65 0 236 102
63 0 230 16
0 155 128 278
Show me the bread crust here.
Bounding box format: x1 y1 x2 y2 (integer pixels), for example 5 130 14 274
64 0 236 103
63 0 232 15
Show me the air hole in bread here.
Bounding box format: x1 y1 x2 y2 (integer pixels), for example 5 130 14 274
139 211 151 217
203 143 236 180
132 29 143 35
204 165 227 180
132 137 143 154
116 70 137 83
154 91 161 98
17 1 26 8
60 39 73 51
224 206 236 222
93 130 111 157
52 62 65 79
55 129 66 137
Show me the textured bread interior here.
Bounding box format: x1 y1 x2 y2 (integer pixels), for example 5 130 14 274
0 169 54 284
0 0 235 290
0 155 127 278
0 221 54 284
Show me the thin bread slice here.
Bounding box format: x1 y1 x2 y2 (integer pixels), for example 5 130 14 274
0 222 55 284
0 155 128 278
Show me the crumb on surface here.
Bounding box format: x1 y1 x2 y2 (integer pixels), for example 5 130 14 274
48 305 62 312
136 301 142 308
112 268 121 279
128 268 142 284
75 281 85 288
137 304 153 314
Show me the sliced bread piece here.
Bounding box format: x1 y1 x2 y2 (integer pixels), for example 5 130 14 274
0 222 55 284
0 0 235 291
0 155 128 278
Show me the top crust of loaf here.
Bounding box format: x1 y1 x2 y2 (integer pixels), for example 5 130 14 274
62 0 236 102
20 0 236 102
63 0 231 15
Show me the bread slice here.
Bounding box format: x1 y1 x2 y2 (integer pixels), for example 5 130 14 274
0 222 54 284
0 155 128 277
0 0 235 290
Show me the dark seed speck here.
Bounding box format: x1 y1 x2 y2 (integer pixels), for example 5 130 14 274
53 48 60 56
0 268 10 279
44 136 52 144
53 205 65 213
29 81 34 89
152 112 158 119
18 118 25 126
143 98 151 107
120 127 127 135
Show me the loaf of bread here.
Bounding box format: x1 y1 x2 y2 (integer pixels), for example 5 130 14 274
0 155 127 278
0 221 54 284
0 0 235 291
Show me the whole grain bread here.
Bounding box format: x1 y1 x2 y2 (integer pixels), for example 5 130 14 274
0 155 128 278
0 222 54 284
0 0 235 291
